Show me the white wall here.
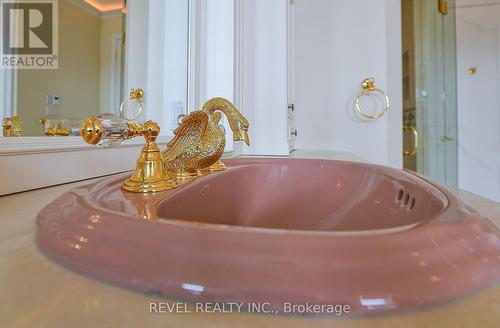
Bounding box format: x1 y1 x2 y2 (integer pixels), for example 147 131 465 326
125 0 189 134
99 16 122 114
456 1 500 201
196 0 235 151
124 0 148 102
292 0 402 167
151 0 189 133
237 0 290 156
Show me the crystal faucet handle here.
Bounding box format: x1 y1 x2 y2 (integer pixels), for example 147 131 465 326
81 113 130 146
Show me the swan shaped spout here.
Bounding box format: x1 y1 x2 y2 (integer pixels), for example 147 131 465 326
162 97 250 180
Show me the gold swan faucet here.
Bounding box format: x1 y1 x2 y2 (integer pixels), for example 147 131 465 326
80 97 250 193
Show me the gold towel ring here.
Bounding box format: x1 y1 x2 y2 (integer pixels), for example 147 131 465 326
120 88 144 121
355 78 390 120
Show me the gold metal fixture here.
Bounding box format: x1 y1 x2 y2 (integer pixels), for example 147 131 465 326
120 88 144 121
44 128 55 136
80 97 250 192
81 116 178 193
467 67 477 75
438 0 448 15
403 125 419 157
163 97 250 181
44 127 71 136
55 128 70 136
440 135 454 142
2 116 22 137
355 77 390 120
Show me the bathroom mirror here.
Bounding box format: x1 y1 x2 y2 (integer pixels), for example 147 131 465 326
1 0 127 137
1 0 192 139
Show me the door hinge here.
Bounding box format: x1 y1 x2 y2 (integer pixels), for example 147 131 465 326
438 0 448 15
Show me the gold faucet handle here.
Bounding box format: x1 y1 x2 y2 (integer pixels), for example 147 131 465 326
81 113 137 146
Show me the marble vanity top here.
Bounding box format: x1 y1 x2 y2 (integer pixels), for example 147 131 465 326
1 152 500 328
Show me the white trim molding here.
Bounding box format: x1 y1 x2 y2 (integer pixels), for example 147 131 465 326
0 136 172 195
0 136 172 156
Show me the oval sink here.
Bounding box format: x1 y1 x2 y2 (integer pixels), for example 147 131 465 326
37 158 500 315
157 159 448 232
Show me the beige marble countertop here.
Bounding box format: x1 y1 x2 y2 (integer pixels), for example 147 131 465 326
2 161 500 327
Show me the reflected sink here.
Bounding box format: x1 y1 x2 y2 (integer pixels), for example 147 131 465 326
37 158 500 315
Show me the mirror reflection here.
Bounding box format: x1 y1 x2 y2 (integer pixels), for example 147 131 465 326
1 0 125 137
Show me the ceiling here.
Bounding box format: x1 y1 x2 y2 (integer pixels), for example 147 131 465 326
83 0 122 13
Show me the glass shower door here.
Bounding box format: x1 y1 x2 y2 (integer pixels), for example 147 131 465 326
403 0 458 187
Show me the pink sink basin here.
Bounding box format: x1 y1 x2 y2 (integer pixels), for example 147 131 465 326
37 158 500 315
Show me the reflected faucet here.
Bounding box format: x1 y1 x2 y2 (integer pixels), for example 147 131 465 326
80 97 250 193
2 116 22 137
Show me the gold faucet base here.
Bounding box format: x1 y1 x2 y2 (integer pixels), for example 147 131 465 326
122 178 177 193
206 160 226 172
122 121 178 193
173 170 199 182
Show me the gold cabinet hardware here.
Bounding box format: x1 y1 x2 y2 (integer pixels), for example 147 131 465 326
403 125 419 157
80 97 250 193
119 88 144 121
440 135 454 142
467 67 477 75
438 0 448 15
355 77 390 120
2 116 22 137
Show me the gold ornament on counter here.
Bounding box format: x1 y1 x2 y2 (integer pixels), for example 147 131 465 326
2 116 22 137
44 128 71 136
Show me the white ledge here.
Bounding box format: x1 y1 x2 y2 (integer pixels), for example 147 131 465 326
0 136 173 156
